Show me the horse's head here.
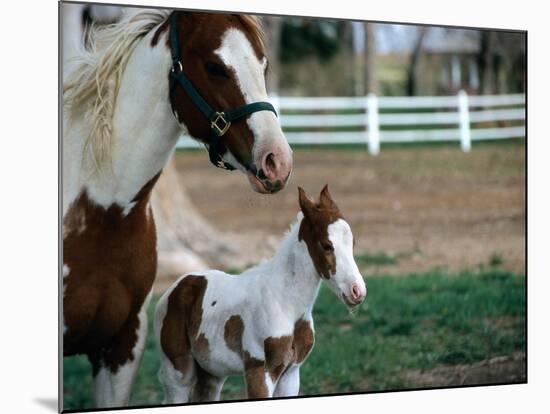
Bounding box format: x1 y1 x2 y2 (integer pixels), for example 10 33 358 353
167 11 292 194
298 185 367 309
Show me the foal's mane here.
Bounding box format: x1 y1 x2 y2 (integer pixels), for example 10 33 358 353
63 8 170 171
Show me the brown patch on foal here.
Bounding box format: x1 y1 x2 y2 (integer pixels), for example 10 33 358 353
224 314 245 355
264 319 315 381
293 319 315 363
298 185 343 279
243 352 269 398
265 335 294 382
194 333 210 363
160 275 209 375
223 315 271 398
223 314 315 392
63 172 161 373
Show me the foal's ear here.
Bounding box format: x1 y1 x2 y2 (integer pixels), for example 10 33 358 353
298 187 315 218
319 184 336 208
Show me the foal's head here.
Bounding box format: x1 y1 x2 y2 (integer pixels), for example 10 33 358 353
166 11 292 193
298 186 367 308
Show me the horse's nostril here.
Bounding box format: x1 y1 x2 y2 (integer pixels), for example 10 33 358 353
266 152 276 169
351 283 362 300
263 152 277 177
257 168 267 180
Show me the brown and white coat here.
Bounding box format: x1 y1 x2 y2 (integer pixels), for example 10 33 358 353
154 186 367 403
63 8 291 408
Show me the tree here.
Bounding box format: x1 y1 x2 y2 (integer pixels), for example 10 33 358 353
262 16 283 94
479 30 497 94
151 159 246 279
365 22 377 94
406 27 428 96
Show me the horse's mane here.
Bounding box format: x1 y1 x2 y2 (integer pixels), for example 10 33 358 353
63 8 170 172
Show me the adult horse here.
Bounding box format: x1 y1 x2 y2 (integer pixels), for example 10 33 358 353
63 8 292 408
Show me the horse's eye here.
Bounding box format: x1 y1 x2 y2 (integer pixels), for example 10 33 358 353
321 242 334 253
205 62 229 79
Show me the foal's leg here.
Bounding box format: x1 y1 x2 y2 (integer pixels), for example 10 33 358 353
244 358 274 399
92 292 151 408
191 363 226 402
273 364 300 397
157 353 197 404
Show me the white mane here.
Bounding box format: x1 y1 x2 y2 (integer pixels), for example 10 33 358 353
63 8 170 172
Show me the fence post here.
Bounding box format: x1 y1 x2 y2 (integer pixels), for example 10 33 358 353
458 90 471 152
367 93 380 155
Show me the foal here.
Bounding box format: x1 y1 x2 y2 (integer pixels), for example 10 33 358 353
154 185 367 402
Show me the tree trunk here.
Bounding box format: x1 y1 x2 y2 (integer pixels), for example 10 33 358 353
365 22 377 94
479 31 496 94
351 22 365 96
262 17 283 94
406 27 428 96
151 158 245 280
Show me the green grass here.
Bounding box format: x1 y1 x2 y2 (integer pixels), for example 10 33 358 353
356 251 399 266
63 267 525 410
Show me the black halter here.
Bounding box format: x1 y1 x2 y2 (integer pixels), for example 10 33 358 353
168 13 277 171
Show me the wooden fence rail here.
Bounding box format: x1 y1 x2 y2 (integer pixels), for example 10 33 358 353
177 91 526 154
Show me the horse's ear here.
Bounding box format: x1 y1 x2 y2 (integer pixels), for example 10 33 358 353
319 184 335 208
298 187 315 218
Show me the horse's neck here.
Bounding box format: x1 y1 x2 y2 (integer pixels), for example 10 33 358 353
63 29 180 215
261 214 321 319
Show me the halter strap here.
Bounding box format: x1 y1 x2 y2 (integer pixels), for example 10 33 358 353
168 13 277 171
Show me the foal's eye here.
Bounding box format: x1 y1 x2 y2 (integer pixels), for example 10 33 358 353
205 62 229 79
321 242 334 253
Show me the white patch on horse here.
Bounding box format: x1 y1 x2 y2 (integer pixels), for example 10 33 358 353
63 25 180 213
63 264 70 278
122 201 137 217
214 29 287 166
93 364 138 408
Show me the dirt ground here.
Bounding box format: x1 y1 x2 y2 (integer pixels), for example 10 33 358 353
171 141 525 276
402 353 526 388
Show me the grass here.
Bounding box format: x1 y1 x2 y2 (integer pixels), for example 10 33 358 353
63 267 525 410
356 251 399 266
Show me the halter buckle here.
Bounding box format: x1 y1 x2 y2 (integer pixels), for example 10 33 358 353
211 112 231 136
171 61 183 74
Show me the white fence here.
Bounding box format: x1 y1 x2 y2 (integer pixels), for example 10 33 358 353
176 91 526 154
